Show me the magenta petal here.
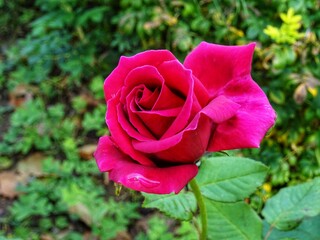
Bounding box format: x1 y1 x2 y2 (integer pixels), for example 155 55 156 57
106 93 156 167
127 99 161 139
123 65 163 95
94 136 198 194
122 65 184 111
184 42 256 96
117 104 155 141
153 84 185 110
131 96 241 163
193 76 210 107
157 60 199 138
202 95 240 123
152 114 212 163
207 76 276 151
104 50 176 101
133 113 212 163
135 110 175 138
138 87 160 109
94 136 120 171
110 161 198 194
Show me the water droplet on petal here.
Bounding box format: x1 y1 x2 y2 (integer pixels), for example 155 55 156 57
127 173 160 188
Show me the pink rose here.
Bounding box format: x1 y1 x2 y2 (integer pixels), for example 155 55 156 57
94 42 276 194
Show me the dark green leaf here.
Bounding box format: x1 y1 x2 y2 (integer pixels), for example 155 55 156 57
196 157 268 202
263 216 320 240
205 199 262 240
262 178 320 230
142 192 196 220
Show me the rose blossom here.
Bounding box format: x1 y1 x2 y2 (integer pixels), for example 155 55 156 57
94 42 276 194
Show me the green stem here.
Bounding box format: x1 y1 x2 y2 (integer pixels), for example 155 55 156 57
189 178 207 240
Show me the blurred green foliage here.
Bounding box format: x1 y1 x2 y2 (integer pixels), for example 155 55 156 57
264 8 304 44
0 0 320 238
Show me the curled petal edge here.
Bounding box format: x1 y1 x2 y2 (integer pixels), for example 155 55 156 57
94 136 198 194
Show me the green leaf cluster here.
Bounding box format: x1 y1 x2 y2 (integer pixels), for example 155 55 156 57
4 153 139 239
144 156 268 239
264 8 304 44
262 178 320 239
144 158 320 239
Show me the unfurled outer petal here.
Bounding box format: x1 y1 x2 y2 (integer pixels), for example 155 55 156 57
104 50 176 101
184 42 256 96
94 136 198 194
207 76 276 151
184 41 275 151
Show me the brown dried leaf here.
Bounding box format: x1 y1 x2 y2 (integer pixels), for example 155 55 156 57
17 152 46 178
9 84 33 108
40 234 54 240
104 172 110 185
293 83 307 104
113 231 132 240
80 93 100 107
305 74 320 88
135 218 149 233
0 171 26 198
54 229 70 240
79 144 97 160
83 231 98 240
69 203 92 226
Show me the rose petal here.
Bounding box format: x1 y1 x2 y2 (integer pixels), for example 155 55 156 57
123 65 163 97
153 84 185 110
135 110 177 138
132 95 241 163
122 65 184 110
207 76 276 151
94 136 123 171
127 98 168 139
121 84 178 140
117 104 155 141
138 87 160 109
110 161 198 194
193 75 210 107
184 42 256 97
123 79 181 138
94 136 198 194
157 60 202 138
201 95 241 123
105 50 176 101
106 93 156 167
152 114 212 163
132 112 211 163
